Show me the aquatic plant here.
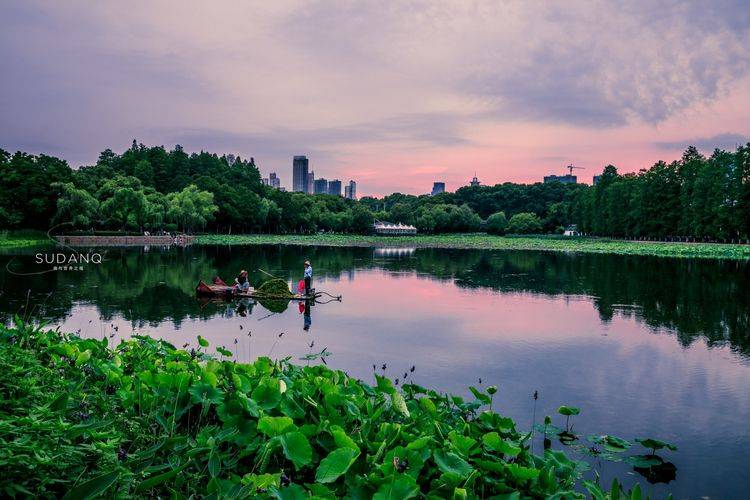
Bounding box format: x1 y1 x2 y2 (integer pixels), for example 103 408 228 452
0 321 654 498
255 278 293 297
195 233 750 260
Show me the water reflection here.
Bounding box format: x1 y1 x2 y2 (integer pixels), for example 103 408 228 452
2 245 750 497
2 245 749 356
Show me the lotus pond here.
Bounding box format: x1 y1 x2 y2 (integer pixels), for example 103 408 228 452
2 244 750 498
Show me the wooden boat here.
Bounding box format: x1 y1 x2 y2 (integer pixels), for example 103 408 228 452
196 277 319 301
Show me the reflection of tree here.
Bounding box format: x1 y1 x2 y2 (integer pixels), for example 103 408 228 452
2 245 749 356
396 249 750 355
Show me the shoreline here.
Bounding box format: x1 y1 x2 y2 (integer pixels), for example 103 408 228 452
195 233 750 260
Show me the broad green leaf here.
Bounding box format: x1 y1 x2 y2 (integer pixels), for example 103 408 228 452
258 416 294 437
315 447 359 483
188 382 223 405
280 431 313 469
433 450 473 479
136 462 191 492
482 432 521 457
418 397 436 416
506 463 539 481
208 448 221 477
197 335 209 347
75 349 91 366
635 438 677 452
373 475 419 499
271 483 309 500
49 392 69 412
391 392 410 418
252 378 282 410
63 470 119 499
330 426 359 452
557 405 580 416
469 386 491 404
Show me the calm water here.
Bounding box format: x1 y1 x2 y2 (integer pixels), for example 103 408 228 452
2 244 750 498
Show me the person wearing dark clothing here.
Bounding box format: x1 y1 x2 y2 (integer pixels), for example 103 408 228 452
234 270 249 293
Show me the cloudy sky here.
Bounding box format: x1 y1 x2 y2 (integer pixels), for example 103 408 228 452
1 1 749 196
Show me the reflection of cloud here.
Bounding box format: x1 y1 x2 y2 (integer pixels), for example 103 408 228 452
654 133 749 152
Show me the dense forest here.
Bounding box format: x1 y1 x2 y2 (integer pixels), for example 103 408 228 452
1 141 749 240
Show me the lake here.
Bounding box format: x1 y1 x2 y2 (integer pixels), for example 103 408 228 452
2 244 750 498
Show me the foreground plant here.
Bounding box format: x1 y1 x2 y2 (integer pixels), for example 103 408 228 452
1 321 651 498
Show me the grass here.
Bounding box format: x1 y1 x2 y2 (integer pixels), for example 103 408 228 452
196 233 750 260
0 321 655 499
0 230 49 249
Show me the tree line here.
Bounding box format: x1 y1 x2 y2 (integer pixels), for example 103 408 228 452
1 141 749 239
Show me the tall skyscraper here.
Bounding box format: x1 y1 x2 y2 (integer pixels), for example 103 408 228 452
307 170 314 194
431 182 446 196
328 179 342 197
292 156 309 193
269 172 280 189
314 178 328 194
345 180 357 199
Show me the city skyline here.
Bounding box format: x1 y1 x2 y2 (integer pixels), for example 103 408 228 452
1 1 749 197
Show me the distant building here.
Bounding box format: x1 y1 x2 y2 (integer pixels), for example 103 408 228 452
261 178 269 186
307 170 315 194
544 174 577 184
593 175 601 185
269 172 280 189
292 156 309 193
373 221 417 235
345 180 357 199
314 178 328 194
470 175 480 187
431 182 446 196
328 179 342 197
563 225 580 236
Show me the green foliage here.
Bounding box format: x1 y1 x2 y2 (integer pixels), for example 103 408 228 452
486 211 509 235
4 141 750 240
195 233 750 259
0 324 652 498
507 212 543 234
255 279 293 297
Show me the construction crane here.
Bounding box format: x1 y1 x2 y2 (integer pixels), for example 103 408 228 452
566 164 585 175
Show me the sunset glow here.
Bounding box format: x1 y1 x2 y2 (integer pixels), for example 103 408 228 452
2 1 749 196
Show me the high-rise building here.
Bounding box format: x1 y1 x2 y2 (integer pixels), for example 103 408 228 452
592 175 601 185
307 170 315 194
314 178 328 194
292 156 309 193
470 174 480 187
543 174 577 184
345 180 357 199
431 182 446 196
269 172 281 189
328 179 342 197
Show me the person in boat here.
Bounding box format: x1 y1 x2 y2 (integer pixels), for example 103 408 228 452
234 269 250 293
303 260 313 296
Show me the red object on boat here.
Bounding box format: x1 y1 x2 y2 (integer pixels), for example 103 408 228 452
298 280 305 294
196 280 235 297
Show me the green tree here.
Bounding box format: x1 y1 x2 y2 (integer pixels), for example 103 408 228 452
52 182 100 228
486 212 508 235
507 212 543 234
166 185 218 232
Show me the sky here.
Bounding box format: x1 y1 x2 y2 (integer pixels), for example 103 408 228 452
1 1 749 197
